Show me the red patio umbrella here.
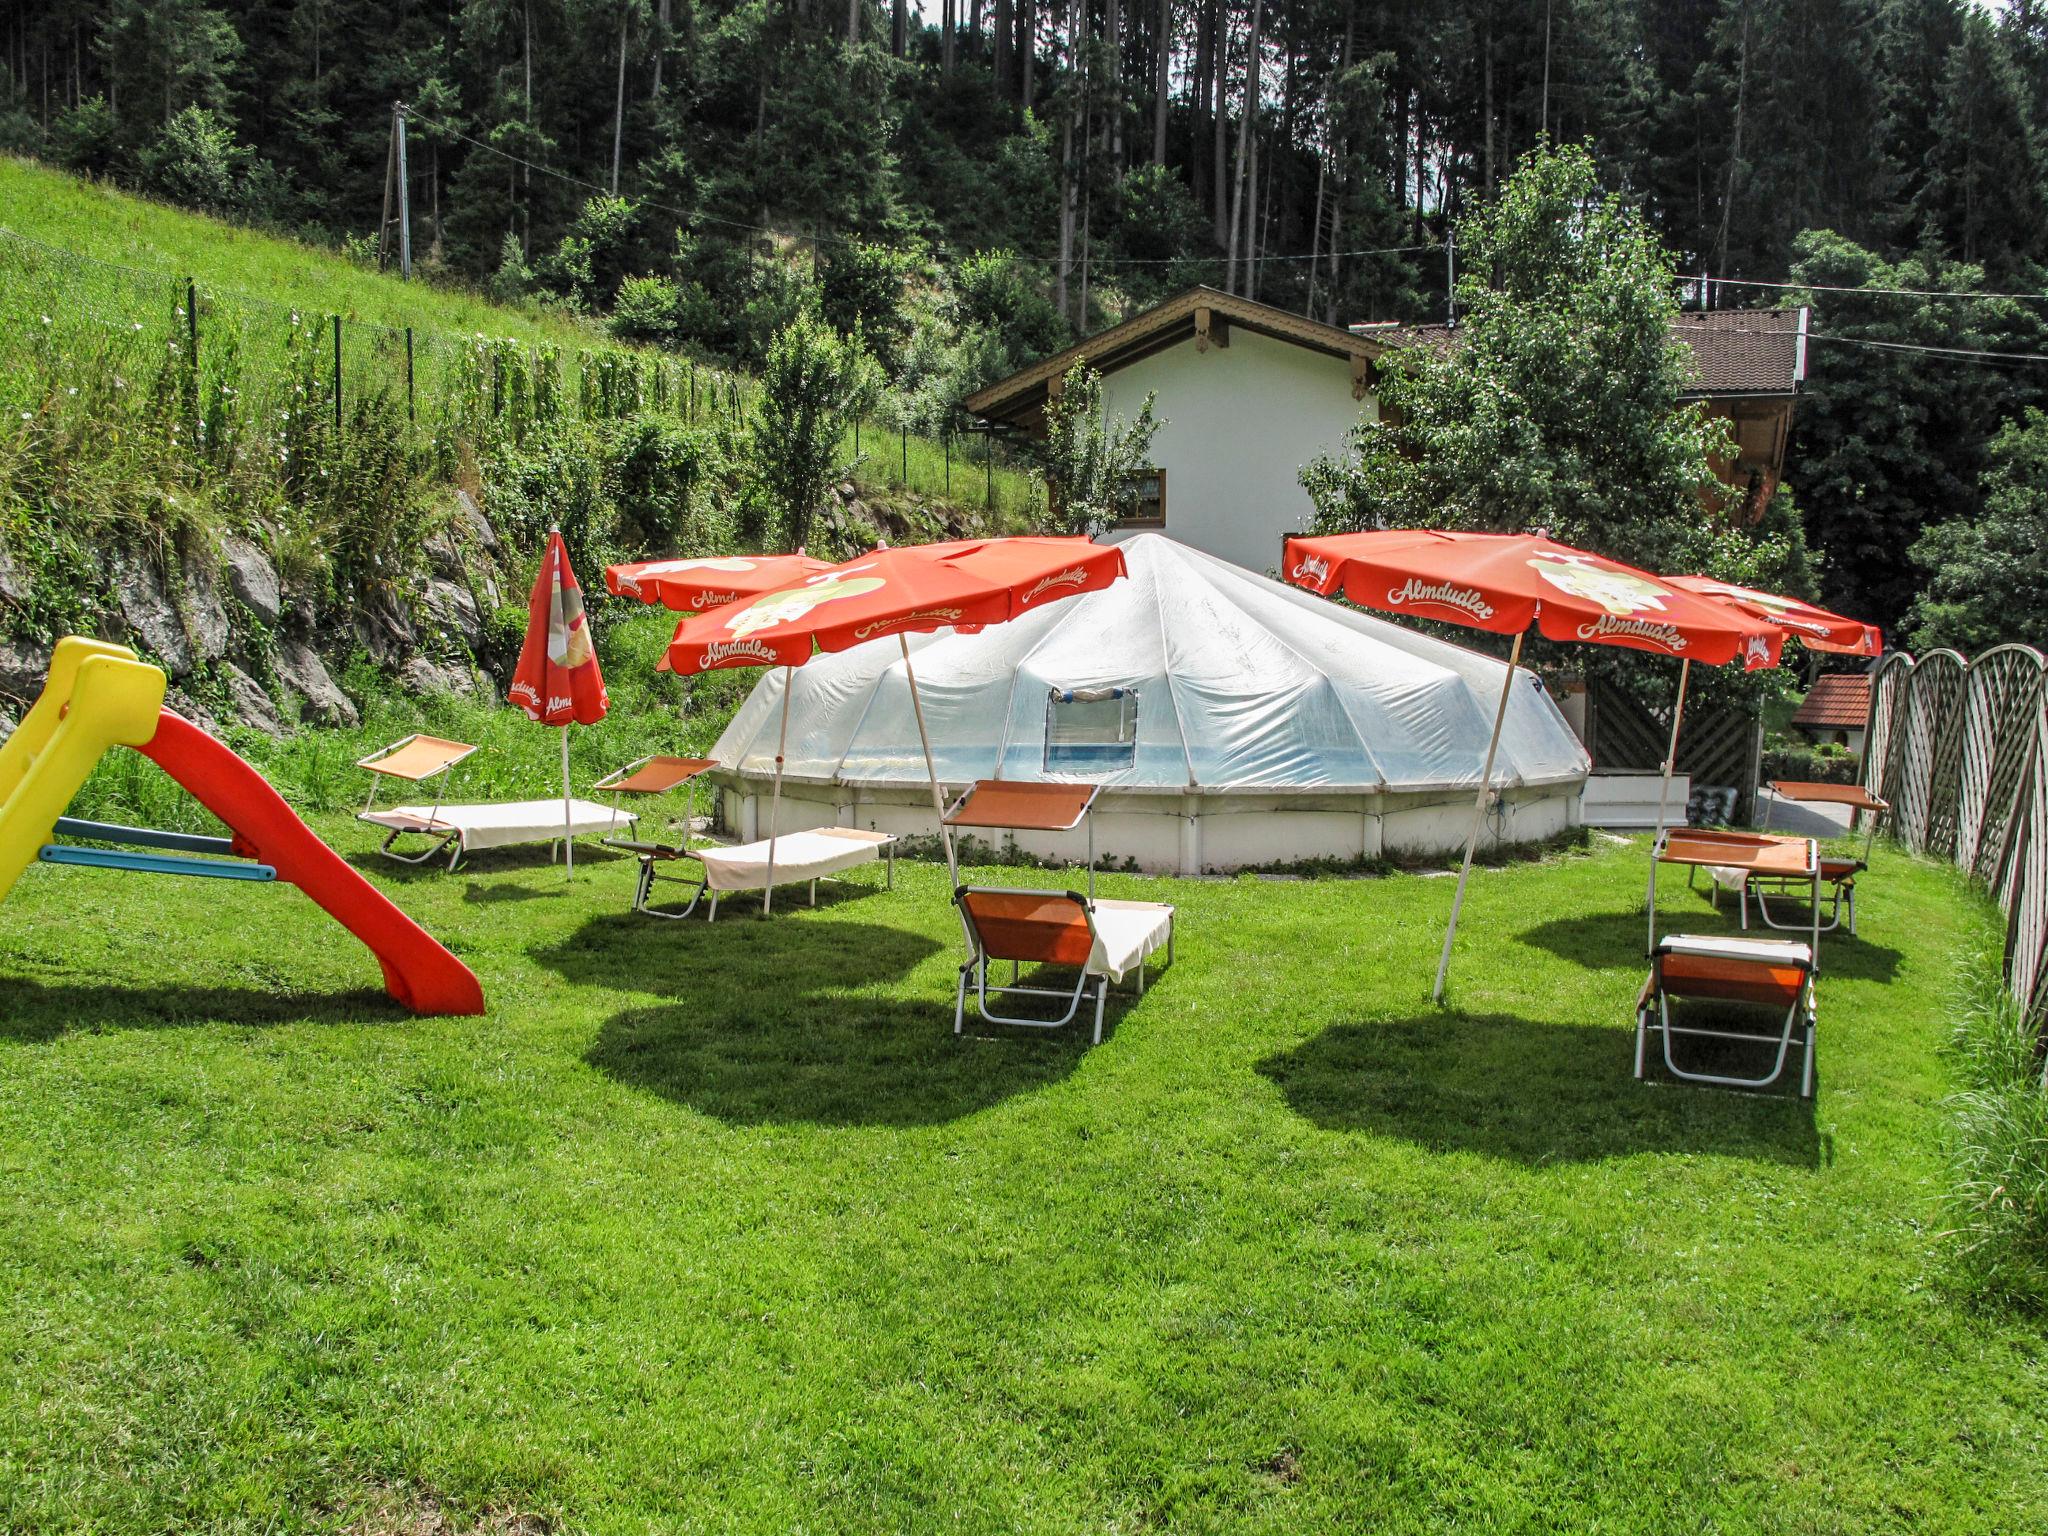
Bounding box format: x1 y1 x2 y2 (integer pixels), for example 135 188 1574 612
1283 529 1787 1000
508 527 609 879
604 551 836 614
1664 576 1883 657
665 536 1128 910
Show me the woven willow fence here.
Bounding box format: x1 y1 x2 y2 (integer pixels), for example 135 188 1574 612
1865 644 2048 1059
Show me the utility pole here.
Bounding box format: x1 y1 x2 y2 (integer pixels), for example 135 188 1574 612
395 102 412 278
1445 227 1455 325
379 102 414 277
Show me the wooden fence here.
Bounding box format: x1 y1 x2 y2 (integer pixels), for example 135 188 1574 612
1588 677 1763 822
1864 644 2048 1062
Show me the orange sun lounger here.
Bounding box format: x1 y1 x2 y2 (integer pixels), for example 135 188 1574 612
952 886 1173 1044
1641 828 1822 1095
587 755 722 917
1746 779 1891 935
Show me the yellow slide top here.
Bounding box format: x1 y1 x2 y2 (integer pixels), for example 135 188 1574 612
0 637 168 904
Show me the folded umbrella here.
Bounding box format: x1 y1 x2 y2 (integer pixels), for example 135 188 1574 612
509 527 609 879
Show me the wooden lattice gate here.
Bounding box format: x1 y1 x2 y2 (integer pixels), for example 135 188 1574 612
1865 644 2048 1068
1587 678 1762 823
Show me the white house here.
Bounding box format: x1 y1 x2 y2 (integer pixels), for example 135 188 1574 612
963 288 1387 574
964 287 1810 573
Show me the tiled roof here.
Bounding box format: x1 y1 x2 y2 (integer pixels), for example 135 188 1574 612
1791 673 1871 730
1350 307 1808 398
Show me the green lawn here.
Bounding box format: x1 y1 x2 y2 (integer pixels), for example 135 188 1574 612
0 821 2041 1532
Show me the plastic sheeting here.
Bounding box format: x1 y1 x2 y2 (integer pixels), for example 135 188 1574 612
711 535 1590 795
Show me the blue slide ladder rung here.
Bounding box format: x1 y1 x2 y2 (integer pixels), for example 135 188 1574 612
37 845 277 882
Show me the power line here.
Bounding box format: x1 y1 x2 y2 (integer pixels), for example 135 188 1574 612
1710 274 2048 304
1808 331 2048 365
405 106 1437 272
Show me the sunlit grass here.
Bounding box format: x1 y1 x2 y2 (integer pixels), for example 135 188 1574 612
0 803 2040 1531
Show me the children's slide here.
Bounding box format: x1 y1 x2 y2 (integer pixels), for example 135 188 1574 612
0 638 485 1016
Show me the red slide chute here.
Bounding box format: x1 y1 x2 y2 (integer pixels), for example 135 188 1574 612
138 711 486 1016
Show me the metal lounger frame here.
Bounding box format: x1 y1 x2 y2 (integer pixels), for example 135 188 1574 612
594 756 709 919
638 837 898 921
1646 827 1823 1095
1634 952 1818 1097
358 734 480 868
951 885 1172 1045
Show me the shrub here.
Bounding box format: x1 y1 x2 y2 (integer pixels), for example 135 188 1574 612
820 241 913 370
138 107 249 214
603 416 733 549
487 231 533 306
1037 360 1162 537
51 95 119 176
1761 741 1861 786
1942 951 2048 1310
753 311 879 548
610 276 680 345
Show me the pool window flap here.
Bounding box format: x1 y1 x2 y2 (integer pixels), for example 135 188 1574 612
1045 687 1139 772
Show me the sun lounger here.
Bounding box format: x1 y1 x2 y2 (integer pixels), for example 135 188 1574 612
1742 780 1891 935
587 755 720 918
1646 828 1822 1094
1636 933 1818 1095
357 734 637 870
360 797 637 871
952 886 1174 1044
656 826 897 919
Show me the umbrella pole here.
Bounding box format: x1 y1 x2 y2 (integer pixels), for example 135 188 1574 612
762 666 792 917
1646 656 1692 945
900 635 957 888
1434 629 1524 1005
561 726 573 880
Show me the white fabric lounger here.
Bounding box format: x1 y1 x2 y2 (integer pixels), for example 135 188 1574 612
360 798 636 871
663 827 897 919
1085 898 1177 983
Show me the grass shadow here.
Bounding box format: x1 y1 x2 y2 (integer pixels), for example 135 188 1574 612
0 977 409 1042
1520 909 1904 982
1259 1012 1824 1168
342 839 632 883
539 912 1087 1126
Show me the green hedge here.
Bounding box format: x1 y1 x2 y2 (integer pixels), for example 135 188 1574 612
1761 742 1861 786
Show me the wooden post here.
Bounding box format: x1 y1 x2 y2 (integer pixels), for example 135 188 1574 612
404 327 415 422
331 314 343 432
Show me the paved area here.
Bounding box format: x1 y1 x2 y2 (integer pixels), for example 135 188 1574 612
1752 787 1859 838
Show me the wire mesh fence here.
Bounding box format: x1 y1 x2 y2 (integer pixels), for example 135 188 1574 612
1864 643 2048 1072
0 226 1045 520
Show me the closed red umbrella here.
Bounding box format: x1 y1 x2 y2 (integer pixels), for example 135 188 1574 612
1284 530 1787 999
509 527 608 877
665 536 1128 907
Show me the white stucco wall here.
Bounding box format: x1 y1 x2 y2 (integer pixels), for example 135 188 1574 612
716 778 1582 875
1095 328 1375 575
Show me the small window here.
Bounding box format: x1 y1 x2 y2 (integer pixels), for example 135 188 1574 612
1117 468 1166 529
1045 688 1139 773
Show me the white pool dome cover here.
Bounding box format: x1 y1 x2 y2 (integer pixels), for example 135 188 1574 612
711 534 1589 795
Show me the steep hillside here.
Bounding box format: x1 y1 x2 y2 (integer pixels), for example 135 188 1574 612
0 160 1040 744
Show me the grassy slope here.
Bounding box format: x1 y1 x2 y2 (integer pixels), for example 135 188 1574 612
0 821 2041 1532
0 156 602 348
0 156 1046 521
